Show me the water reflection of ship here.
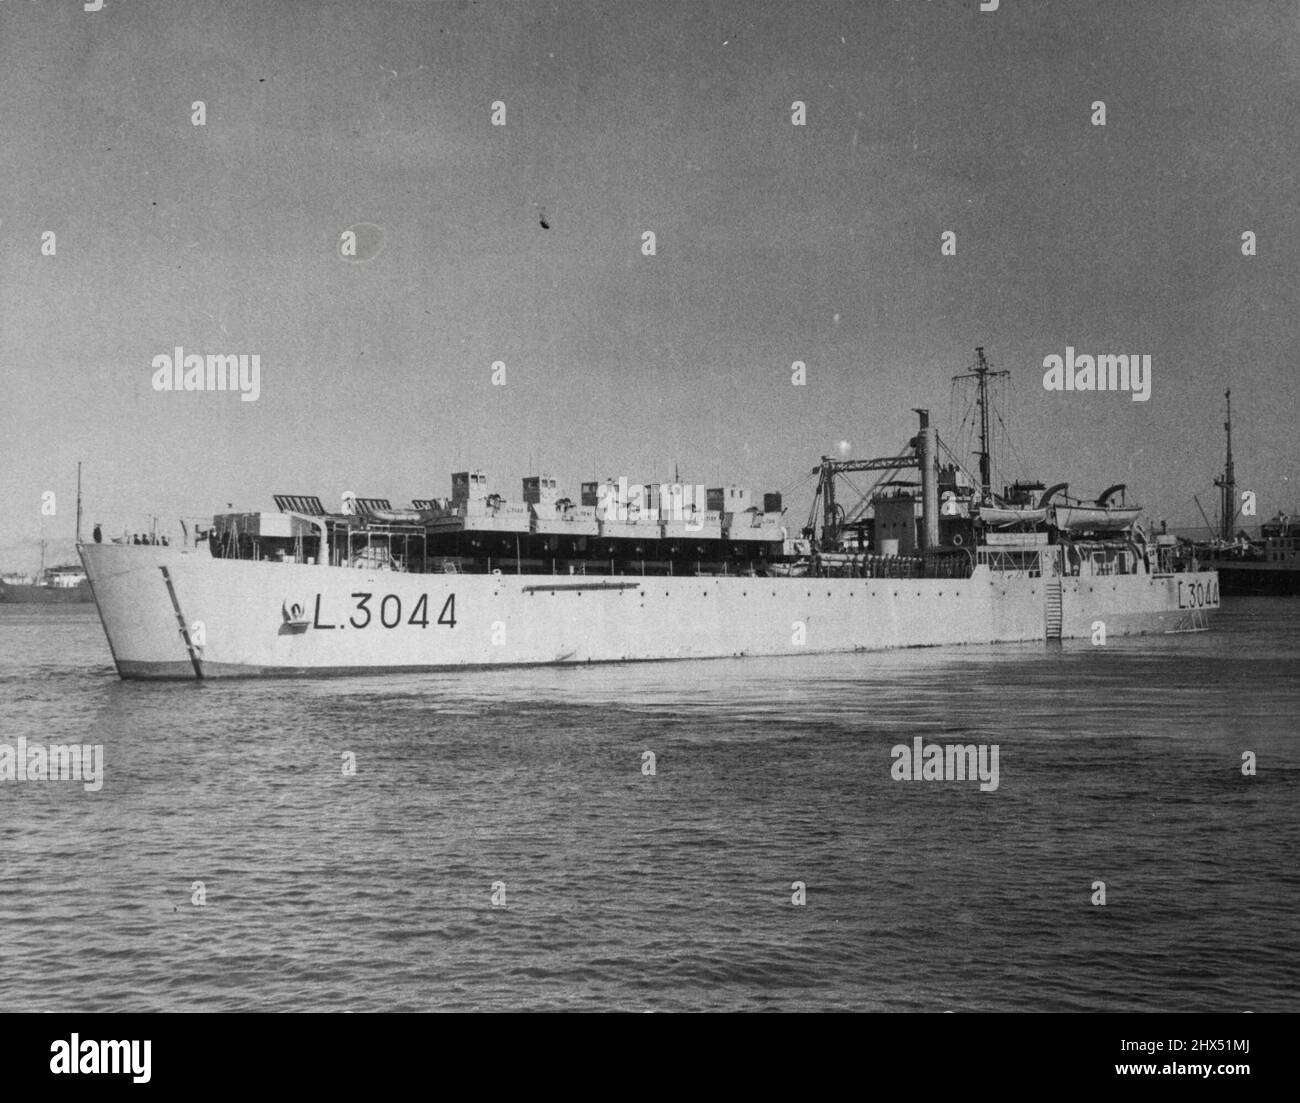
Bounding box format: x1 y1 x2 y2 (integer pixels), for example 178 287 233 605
1188 391 1300 596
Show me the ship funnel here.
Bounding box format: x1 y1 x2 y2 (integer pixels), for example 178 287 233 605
915 409 939 551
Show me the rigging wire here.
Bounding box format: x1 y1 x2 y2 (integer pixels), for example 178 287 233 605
778 467 816 499
841 445 916 525
937 437 982 491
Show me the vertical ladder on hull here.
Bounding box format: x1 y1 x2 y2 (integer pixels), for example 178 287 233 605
160 565 205 678
1045 578 1063 641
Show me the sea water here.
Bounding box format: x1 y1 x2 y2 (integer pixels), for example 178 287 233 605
0 601 1295 1011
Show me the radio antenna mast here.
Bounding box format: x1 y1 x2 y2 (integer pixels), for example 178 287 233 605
951 347 1009 504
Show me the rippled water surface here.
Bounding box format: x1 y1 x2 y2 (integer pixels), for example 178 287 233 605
0 601 1296 1011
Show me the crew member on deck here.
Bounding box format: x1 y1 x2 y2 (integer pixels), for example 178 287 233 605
92 523 102 543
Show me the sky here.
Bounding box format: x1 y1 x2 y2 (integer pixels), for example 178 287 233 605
2 0 1298 560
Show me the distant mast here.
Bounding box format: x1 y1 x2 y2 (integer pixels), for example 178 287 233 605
1213 389 1235 542
952 347 1009 505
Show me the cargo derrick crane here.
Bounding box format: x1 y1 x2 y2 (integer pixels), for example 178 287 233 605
805 450 917 550
804 410 941 552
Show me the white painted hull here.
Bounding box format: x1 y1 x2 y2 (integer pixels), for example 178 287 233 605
78 543 1219 679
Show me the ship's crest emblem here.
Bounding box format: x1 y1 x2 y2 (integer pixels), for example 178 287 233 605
279 599 311 635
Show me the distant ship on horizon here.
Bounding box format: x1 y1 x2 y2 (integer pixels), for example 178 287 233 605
0 562 92 604
1 509 95 604
1189 391 1300 596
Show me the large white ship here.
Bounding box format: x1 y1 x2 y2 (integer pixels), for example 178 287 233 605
79 350 1218 680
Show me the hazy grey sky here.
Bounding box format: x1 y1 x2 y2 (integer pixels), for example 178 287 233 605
3 0 1297 548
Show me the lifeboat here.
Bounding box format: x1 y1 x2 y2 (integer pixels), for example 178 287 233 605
1052 505 1143 532
977 505 1048 527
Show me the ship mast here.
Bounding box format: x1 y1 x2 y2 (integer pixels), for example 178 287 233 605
952 347 1009 504
1213 389 1235 542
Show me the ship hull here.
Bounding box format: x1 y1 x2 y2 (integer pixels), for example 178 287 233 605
79 543 1219 680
